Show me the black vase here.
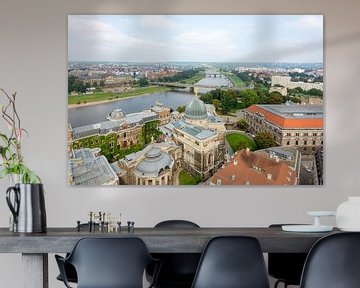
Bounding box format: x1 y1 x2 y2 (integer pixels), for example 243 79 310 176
6 183 47 233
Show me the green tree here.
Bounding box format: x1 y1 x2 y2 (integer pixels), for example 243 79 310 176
241 89 259 107
306 88 323 97
213 99 221 110
254 131 276 150
268 91 284 104
220 90 238 114
139 78 149 87
237 119 249 131
176 106 186 113
237 140 249 151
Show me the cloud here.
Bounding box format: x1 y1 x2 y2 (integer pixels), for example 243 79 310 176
68 16 148 61
287 15 323 30
68 15 323 62
140 15 177 29
173 30 240 61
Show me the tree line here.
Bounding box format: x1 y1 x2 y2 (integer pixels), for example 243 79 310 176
157 68 203 82
199 88 286 115
68 75 105 94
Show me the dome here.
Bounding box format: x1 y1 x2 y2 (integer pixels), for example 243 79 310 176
135 148 174 177
185 98 208 120
107 109 126 121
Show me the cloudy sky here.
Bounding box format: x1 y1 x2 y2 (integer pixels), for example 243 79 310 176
68 15 323 63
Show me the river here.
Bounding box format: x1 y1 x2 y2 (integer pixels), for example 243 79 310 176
68 91 196 127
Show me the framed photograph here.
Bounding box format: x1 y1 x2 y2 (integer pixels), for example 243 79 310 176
67 15 323 186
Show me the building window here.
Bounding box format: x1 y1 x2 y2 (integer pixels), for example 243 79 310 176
304 140 307 145
295 140 298 145
295 133 300 137
304 133 308 136
313 133 317 136
313 140 316 145
286 133 291 137
286 141 290 145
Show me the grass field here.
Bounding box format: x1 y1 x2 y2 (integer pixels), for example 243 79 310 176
226 132 256 152
179 71 206 84
223 72 247 88
179 170 201 185
68 86 171 105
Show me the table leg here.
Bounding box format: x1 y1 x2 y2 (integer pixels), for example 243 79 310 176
22 253 48 288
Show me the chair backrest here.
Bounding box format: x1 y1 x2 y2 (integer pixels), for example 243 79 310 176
300 232 360 288
268 224 308 285
153 220 201 282
155 220 200 228
191 236 270 288
67 237 153 288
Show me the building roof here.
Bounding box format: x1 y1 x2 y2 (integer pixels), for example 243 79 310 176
72 109 158 139
247 104 323 129
134 147 174 177
151 102 170 113
69 148 118 185
73 120 125 139
173 120 217 140
209 149 297 185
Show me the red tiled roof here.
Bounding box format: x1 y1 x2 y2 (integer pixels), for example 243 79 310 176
247 105 323 129
210 149 297 186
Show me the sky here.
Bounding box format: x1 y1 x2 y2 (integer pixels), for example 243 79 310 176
68 15 323 63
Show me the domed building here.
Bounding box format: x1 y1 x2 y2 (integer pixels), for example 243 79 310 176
185 98 208 125
118 143 182 185
183 98 226 132
134 147 174 185
107 108 126 121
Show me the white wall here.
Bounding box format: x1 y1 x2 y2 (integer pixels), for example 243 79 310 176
0 0 360 287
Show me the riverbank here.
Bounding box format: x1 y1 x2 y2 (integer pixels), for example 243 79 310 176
68 86 171 108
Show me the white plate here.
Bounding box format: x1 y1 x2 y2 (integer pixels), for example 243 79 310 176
338 227 360 232
307 211 336 217
282 225 333 232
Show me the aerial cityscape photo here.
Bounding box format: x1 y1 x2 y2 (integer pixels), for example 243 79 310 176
67 15 324 186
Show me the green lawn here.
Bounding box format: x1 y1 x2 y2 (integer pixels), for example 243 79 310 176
179 71 206 84
68 86 171 105
226 133 256 152
223 72 247 88
179 170 201 185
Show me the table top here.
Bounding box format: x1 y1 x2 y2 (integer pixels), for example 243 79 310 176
0 227 340 254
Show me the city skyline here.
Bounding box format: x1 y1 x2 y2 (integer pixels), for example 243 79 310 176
68 15 323 63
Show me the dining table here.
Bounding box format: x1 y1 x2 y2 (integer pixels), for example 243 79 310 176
0 226 340 288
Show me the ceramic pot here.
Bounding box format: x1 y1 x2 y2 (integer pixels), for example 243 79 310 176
336 197 360 231
6 183 47 233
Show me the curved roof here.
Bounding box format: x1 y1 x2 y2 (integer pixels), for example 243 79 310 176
185 98 208 120
135 148 174 177
107 108 126 121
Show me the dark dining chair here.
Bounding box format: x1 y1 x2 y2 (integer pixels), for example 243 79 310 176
191 236 270 288
56 223 99 284
268 224 308 288
55 237 160 288
147 220 201 288
300 232 360 288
